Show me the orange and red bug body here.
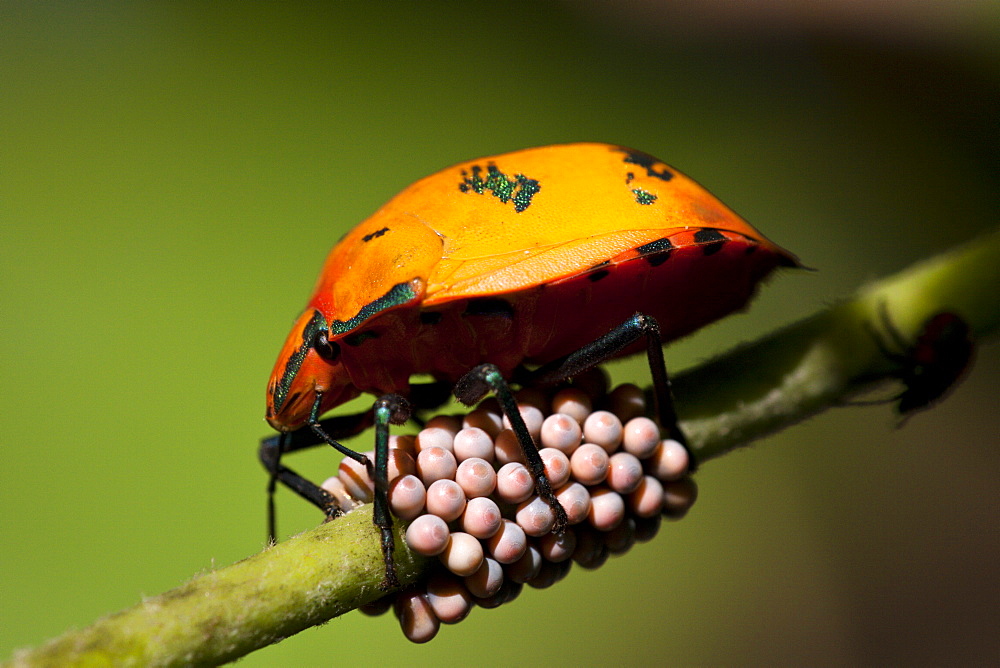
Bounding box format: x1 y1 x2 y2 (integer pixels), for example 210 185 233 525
266 144 795 429
261 143 797 588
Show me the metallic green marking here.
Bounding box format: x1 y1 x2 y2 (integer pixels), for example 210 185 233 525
632 188 657 205
328 282 418 335
458 163 540 212
511 173 540 212
273 309 327 413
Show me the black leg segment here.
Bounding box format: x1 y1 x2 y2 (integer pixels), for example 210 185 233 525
260 399 379 543
259 432 344 544
370 394 411 590
525 313 692 464
455 363 569 535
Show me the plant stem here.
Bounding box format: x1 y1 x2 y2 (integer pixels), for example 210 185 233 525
8 228 999 668
9 510 426 668
677 227 1000 461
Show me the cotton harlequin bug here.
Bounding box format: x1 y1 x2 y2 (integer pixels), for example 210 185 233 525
260 143 797 588
869 303 975 420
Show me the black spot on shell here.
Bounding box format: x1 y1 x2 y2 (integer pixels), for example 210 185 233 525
694 228 727 256
739 234 765 255
587 269 611 283
636 237 673 267
614 148 673 181
362 227 390 242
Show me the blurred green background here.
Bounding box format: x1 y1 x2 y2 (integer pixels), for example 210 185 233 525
3 2 998 665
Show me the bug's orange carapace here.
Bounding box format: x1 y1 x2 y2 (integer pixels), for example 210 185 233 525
266 143 796 432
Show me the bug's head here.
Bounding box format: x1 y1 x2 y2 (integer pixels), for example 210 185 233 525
265 308 359 431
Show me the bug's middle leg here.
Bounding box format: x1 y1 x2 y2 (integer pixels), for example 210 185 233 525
454 364 569 535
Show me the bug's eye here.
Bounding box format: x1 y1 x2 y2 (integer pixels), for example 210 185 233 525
312 330 341 363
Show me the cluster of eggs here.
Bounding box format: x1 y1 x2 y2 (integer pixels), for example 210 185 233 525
320 376 697 642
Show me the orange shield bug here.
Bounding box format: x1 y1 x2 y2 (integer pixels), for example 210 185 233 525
260 143 798 588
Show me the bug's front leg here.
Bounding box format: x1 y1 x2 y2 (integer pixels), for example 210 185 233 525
259 433 344 543
371 393 411 590
260 405 376 543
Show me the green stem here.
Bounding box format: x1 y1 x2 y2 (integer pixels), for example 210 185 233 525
9 510 426 668
676 227 1000 461
7 228 999 668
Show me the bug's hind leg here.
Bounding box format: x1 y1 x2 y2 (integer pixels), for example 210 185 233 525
454 364 569 535
521 312 693 468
